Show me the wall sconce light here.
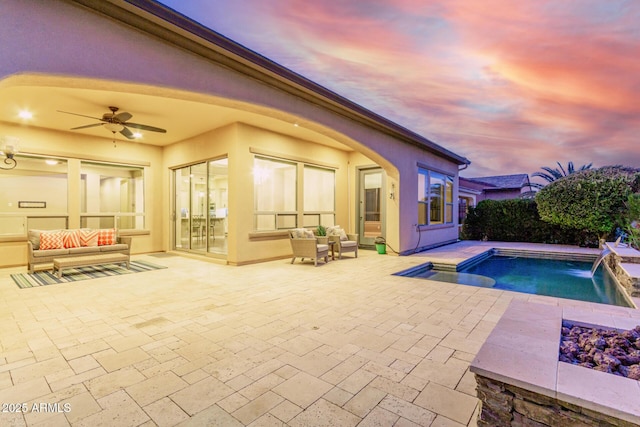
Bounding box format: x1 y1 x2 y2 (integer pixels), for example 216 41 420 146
0 136 19 170
389 183 396 200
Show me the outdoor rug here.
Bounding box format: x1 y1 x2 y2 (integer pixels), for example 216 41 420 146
11 260 167 289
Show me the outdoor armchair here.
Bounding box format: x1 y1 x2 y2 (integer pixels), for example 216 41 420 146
326 226 358 259
289 228 329 266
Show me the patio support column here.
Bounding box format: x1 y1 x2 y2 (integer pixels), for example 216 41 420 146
385 175 400 255
67 159 81 229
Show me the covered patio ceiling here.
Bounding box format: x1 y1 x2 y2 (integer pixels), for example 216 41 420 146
0 82 354 151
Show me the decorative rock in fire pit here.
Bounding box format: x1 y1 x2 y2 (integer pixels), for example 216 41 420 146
559 322 640 379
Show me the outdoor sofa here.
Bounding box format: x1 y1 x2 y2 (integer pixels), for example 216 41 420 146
27 228 131 273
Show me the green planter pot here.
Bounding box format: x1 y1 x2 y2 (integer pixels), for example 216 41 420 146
375 243 386 254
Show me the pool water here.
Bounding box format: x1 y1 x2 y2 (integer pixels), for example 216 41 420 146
402 256 632 307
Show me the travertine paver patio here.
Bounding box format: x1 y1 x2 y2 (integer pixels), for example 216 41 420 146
0 242 634 426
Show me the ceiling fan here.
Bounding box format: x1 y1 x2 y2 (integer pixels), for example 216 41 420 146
58 106 167 139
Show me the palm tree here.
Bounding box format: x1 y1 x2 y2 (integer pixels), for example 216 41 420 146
531 161 592 189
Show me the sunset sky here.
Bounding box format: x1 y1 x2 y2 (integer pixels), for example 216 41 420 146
158 0 640 180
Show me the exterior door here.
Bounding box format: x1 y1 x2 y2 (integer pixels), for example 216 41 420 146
173 159 228 257
174 164 206 253
358 168 384 247
189 162 207 253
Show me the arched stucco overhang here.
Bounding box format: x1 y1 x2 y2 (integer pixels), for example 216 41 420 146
0 72 400 179
0 71 405 263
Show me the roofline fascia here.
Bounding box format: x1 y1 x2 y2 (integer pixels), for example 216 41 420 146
66 0 470 166
458 187 483 195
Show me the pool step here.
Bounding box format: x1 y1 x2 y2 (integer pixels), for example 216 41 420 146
393 262 434 277
432 250 494 272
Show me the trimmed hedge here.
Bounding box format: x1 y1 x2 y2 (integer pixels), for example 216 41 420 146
536 166 640 237
460 198 599 246
624 194 640 249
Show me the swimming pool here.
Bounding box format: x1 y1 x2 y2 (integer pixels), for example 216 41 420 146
397 254 633 307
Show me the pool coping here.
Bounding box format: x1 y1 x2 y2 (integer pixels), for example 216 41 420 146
470 300 640 424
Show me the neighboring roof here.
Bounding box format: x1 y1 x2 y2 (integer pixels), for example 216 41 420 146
69 0 470 166
461 174 531 190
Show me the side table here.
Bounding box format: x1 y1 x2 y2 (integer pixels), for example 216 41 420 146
327 241 336 260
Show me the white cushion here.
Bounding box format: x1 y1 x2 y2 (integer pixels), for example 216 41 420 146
291 228 314 238
327 225 348 240
290 228 303 238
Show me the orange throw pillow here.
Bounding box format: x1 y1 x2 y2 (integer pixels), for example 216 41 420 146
39 231 64 250
97 228 117 246
62 230 82 248
78 229 99 247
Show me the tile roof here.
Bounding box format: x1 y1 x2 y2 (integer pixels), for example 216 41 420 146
463 174 530 189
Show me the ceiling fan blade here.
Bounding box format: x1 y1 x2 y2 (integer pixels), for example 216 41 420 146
57 110 104 121
71 123 104 130
120 127 135 139
124 122 167 133
114 112 132 122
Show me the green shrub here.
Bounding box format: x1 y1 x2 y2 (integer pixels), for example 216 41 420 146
623 194 640 249
461 198 598 246
536 166 640 238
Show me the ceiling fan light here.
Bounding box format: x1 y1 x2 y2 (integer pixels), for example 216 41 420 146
104 123 124 132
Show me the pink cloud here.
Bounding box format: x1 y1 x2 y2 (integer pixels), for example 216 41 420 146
160 0 640 176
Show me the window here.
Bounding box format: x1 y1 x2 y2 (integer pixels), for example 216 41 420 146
81 161 145 230
253 156 336 231
253 157 297 231
0 155 68 236
303 166 335 227
418 168 454 226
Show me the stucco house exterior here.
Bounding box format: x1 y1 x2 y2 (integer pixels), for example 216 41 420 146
0 0 470 267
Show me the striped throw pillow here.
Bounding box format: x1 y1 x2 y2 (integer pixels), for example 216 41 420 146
39 231 64 250
97 228 117 246
62 230 82 248
78 229 99 247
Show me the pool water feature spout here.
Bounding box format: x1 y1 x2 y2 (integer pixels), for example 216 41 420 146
591 246 612 276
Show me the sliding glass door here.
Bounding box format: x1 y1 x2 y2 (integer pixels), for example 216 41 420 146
207 159 228 255
173 158 228 257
